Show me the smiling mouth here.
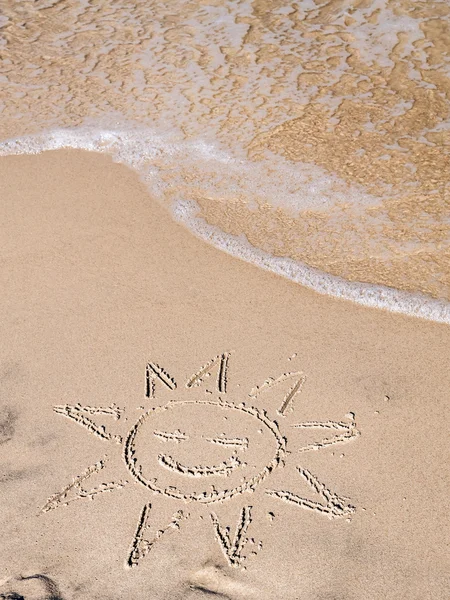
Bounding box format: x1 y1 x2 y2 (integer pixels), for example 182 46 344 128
158 453 245 477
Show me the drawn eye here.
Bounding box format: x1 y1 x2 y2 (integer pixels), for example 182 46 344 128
205 437 249 450
153 430 188 443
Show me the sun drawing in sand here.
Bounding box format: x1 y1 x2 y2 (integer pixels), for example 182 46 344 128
42 353 360 568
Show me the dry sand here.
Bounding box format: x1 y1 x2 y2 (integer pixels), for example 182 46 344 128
1 149 449 600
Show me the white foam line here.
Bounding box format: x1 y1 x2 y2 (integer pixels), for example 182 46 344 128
173 199 450 325
1 128 449 325
0 127 380 211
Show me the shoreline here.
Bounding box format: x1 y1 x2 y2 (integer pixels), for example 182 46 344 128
1 128 449 325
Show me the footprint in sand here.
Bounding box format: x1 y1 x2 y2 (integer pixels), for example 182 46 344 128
0 575 63 600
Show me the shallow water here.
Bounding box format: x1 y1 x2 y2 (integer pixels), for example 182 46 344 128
1 0 449 321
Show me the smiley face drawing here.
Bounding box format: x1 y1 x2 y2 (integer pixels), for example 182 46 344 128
44 353 360 568
124 399 286 504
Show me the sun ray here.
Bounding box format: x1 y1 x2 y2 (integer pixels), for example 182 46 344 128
40 458 128 514
126 503 186 569
266 467 355 520
210 505 253 568
145 363 177 398
186 352 231 393
249 371 306 416
278 374 307 416
53 404 124 444
292 412 360 452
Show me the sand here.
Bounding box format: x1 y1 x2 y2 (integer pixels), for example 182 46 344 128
0 149 449 599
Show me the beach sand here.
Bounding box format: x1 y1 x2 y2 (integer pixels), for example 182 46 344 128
1 149 449 599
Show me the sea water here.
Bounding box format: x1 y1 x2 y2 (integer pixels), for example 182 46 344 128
1 0 449 322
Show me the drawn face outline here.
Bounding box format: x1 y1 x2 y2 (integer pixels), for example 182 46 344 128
124 399 286 504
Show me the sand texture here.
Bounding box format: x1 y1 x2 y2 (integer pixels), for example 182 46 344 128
0 150 449 599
